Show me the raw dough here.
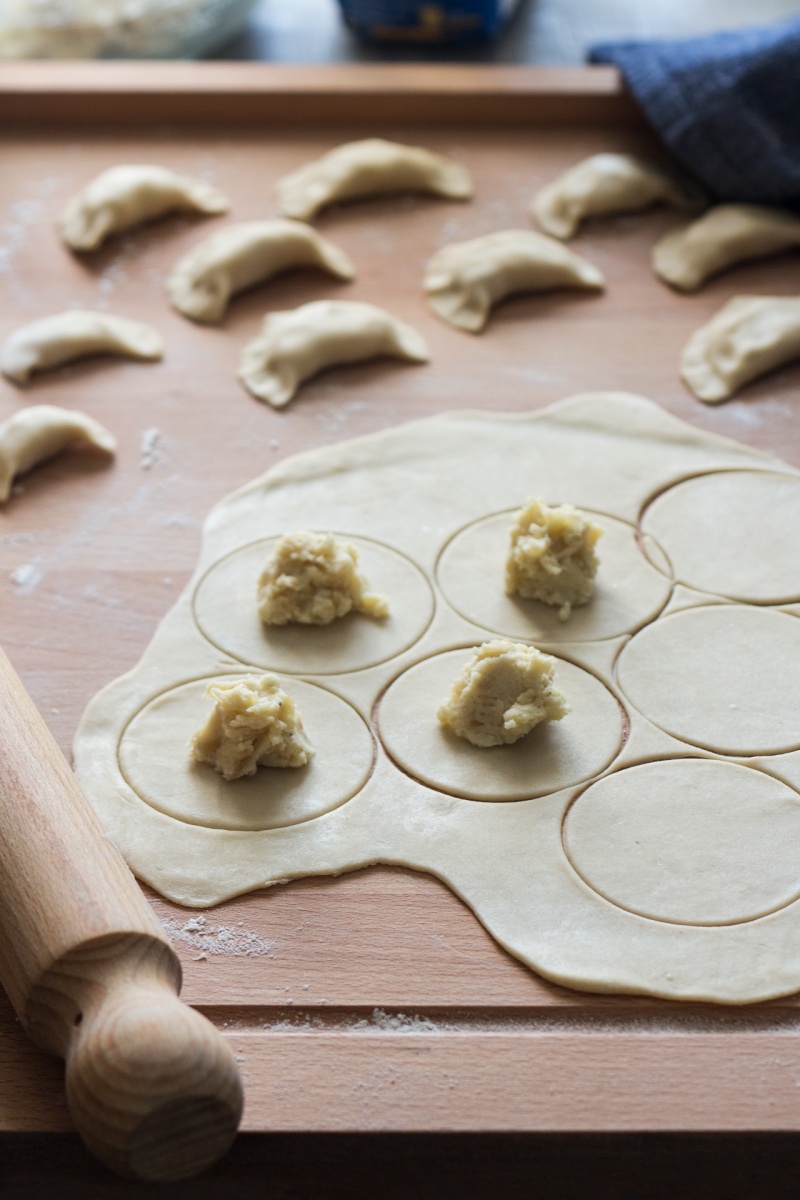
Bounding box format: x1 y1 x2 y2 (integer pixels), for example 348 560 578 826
0 405 116 502
506 498 602 621
275 138 473 221
436 639 569 747
681 295 800 403
58 164 229 252
167 219 355 324
424 230 604 333
1 311 162 384
75 393 800 1004
641 470 800 604
238 299 429 408
564 760 800 926
531 153 705 240
190 674 314 780
616 605 800 756
258 531 389 625
653 204 800 292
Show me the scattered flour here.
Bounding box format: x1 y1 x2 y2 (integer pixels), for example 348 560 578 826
140 427 162 470
258 1008 800 1037
154 512 197 529
352 1009 438 1034
159 913 275 957
1 177 65 306
10 561 44 593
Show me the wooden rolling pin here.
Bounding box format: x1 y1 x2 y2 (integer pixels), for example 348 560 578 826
0 647 243 1180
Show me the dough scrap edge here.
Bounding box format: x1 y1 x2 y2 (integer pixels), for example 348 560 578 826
72 392 800 1004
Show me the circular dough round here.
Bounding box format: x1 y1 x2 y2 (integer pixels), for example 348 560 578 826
119 675 374 831
378 647 624 801
564 760 800 925
642 470 800 604
193 536 434 675
437 509 671 643
617 605 800 755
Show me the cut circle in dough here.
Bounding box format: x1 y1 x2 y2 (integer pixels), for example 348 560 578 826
564 760 800 926
617 605 800 756
378 647 624 801
437 509 671 643
119 675 374 832
193 535 434 675
642 470 800 604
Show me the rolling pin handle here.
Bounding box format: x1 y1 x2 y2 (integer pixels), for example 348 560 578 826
0 646 243 1180
64 947 242 1181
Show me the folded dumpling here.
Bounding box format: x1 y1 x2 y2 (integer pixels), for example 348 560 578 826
1 311 163 384
424 229 604 332
531 153 705 240
681 295 800 403
167 219 355 323
59 164 229 251
0 406 116 502
238 299 428 408
276 138 473 221
654 204 800 292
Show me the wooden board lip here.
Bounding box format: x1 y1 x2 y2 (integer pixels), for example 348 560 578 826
0 61 641 127
0 61 625 94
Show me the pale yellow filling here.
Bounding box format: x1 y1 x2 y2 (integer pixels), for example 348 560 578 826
437 640 570 748
191 674 314 781
258 530 389 625
505 497 602 620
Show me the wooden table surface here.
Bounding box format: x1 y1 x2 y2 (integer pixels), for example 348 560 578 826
1 63 800 1191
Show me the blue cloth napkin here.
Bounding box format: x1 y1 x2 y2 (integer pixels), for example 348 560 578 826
590 17 800 205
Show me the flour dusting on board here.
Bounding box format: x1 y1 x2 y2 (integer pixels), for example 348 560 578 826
140 427 162 470
160 913 275 957
10 561 45 593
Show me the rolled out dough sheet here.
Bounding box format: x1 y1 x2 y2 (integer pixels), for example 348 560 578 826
74 392 800 1004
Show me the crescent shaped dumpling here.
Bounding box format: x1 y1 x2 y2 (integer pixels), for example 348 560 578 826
275 138 473 222
653 204 800 292
58 164 229 252
167 219 355 324
238 299 429 408
681 295 800 404
0 405 116 502
424 229 604 333
531 153 706 240
1 311 163 385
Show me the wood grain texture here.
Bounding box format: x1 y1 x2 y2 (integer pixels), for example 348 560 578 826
1 65 799 1140
0 649 242 1177
0 62 640 127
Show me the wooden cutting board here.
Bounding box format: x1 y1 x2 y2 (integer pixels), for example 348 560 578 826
1 63 800 1136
